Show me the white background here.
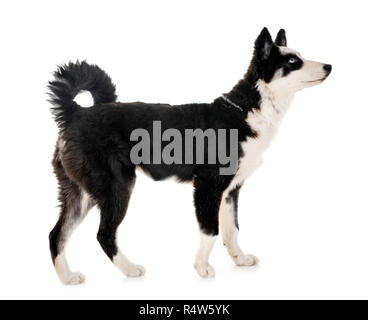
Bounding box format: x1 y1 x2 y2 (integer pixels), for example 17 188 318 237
0 0 367 300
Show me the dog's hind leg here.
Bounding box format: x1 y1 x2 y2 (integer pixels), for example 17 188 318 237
49 154 95 285
96 170 145 278
193 177 224 278
219 186 258 267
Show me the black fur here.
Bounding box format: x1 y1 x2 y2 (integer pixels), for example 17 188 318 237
48 61 117 130
226 185 241 230
275 29 287 47
48 28 307 263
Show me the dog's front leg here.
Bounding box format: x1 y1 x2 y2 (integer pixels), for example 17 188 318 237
193 177 223 278
219 186 258 267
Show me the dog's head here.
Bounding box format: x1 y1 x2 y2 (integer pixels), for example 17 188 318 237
252 27 331 95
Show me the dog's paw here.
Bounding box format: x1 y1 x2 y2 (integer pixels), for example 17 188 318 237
195 263 216 278
234 254 259 267
123 263 146 278
62 272 86 285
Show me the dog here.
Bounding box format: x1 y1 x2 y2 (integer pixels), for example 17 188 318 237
48 27 331 285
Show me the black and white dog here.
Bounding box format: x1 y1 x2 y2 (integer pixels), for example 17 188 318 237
48 28 331 285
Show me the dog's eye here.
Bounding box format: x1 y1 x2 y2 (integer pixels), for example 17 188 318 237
289 57 297 64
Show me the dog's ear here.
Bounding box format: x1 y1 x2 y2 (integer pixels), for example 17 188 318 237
275 29 287 47
254 27 274 60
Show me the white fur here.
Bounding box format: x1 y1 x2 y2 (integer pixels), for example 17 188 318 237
218 46 328 270
112 251 146 277
217 67 296 269
226 79 292 194
54 252 86 285
219 193 258 266
194 232 217 278
57 137 66 152
271 59 327 93
226 46 328 192
80 190 90 217
275 46 327 92
219 73 294 269
61 190 91 250
278 46 301 57
74 90 94 107
53 190 91 285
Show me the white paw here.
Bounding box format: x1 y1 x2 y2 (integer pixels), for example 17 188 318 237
123 263 146 278
195 263 216 278
235 254 259 267
63 272 86 285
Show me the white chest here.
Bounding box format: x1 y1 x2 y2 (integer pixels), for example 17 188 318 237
226 83 293 192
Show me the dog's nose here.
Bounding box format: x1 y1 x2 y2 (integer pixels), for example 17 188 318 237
323 64 332 73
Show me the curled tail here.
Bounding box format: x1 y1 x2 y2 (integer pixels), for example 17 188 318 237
48 60 117 129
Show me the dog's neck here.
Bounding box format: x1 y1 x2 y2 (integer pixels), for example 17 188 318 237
224 76 294 121
242 79 295 134
256 80 294 116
